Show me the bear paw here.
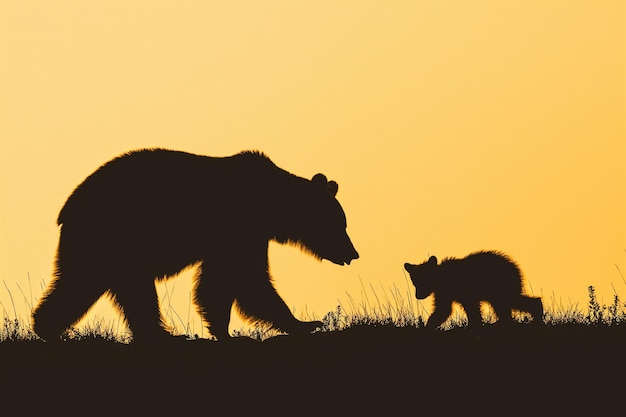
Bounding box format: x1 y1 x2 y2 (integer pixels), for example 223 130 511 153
292 320 323 335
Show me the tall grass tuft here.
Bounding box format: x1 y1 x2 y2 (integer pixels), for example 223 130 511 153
62 316 132 343
1 279 39 342
1 316 38 342
584 285 626 325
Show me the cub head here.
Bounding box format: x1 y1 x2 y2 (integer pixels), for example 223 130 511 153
404 256 438 299
280 173 359 266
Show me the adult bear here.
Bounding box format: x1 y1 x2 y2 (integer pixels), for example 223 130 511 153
32 148 359 342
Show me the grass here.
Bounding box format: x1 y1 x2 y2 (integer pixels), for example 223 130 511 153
2 280 625 342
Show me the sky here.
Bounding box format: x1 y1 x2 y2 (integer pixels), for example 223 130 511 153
1 1 624 335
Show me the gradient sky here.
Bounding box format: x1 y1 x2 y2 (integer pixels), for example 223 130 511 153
1 1 624 334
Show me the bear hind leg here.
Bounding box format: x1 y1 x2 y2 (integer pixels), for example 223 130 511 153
32 275 107 342
110 279 169 342
193 273 235 341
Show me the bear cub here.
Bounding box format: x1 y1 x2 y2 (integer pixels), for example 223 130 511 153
404 250 543 329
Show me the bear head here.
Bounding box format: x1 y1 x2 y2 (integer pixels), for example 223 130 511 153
276 173 359 266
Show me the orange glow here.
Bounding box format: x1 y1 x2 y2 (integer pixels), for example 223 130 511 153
1 1 624 334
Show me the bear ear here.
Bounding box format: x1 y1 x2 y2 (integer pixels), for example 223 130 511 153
428 256 438 265
327 180 338 197
312 173 338 197
312 173 327 187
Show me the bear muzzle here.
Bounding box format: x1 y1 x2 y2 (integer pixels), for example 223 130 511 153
328 247 359 266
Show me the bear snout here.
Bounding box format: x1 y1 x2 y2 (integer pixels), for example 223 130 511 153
344 253 358 266
347 248 359 264
327 247 359 266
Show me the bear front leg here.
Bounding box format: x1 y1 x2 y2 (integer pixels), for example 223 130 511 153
235 276 322 336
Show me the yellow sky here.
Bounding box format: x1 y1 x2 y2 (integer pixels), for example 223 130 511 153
1 1 624 334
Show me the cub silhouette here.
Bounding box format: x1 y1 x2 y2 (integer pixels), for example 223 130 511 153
32 149 359 342
404 250 543 329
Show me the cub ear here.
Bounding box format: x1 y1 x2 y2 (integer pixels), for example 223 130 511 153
428 256 438 265
327 180 338 197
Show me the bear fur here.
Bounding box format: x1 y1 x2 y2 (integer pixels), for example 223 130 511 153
32 148 359 342
404 250 543 329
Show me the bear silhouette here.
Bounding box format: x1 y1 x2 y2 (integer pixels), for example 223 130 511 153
32 149 359 342
404 250 543 329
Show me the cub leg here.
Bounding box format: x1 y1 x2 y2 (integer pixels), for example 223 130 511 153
426 302 453 330
489 300 516 325
463 302 484 327
515 295 544 324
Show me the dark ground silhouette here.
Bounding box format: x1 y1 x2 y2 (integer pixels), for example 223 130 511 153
2 324 625 417
405 251 543 328
32 149 358 343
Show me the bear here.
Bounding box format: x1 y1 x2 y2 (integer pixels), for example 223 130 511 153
32 148 359 342
403 250 543 329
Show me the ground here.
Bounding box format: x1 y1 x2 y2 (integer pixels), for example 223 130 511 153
1 324 625 417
